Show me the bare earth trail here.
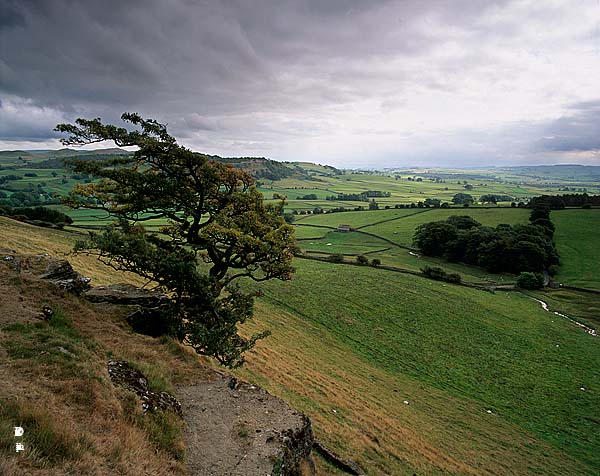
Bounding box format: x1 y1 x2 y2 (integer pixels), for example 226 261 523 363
177 375 313 476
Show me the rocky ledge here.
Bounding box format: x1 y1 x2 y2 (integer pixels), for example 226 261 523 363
107 360 182 416
178 376 315 476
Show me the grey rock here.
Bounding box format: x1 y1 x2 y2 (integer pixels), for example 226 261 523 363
84 284 168 306
107 360 182 417
40 259 91 294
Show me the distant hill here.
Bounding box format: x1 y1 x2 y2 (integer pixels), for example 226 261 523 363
0 148 130 161
0 147 340 182
498 165 600 181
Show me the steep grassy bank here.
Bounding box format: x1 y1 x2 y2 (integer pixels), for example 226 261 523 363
238 259 599 475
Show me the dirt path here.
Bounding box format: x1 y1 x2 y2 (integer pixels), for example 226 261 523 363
177 375 313 476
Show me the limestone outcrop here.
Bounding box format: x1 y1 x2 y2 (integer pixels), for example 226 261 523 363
83 283 168 306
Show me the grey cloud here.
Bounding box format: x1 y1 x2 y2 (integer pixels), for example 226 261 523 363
0 96 65 141
0 0 598 168
0 0 505 115
534 101 600 153
0 0 26 29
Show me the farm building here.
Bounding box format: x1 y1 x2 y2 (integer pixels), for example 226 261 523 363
337 224 353 232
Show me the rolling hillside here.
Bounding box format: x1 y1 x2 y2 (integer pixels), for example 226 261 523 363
1 217 598 475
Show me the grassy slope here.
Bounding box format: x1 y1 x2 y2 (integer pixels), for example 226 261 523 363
239 259 599 476
0 235 212 475
552 209 600 289
0 217 145 286
295 207 533 284
2 216 598 475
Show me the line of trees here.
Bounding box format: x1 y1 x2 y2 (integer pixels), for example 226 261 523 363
413 212 559 274
325 190 391 201
0 206 73 228
528 193 599 209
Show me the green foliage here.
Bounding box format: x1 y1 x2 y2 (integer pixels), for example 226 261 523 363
356 254 369 265
0 205 73 226
516 272 544 289
414 215 559 274
479 194 513 203
421 265 462 283
56 113 296 368
413 221 458 257
328 253 344 263
370 258 381 267
548 264 560 277
452 193 474 205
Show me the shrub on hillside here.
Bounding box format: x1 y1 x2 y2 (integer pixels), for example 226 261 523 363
356 254 369 265
421 266 462 284
517 272 544 290
370 258 381 267
328 254 344 263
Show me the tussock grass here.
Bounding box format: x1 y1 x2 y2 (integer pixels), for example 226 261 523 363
120 391 185 461
0 398 93 465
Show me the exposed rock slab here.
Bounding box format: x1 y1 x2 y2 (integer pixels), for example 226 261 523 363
84 284 168 306
40 259 91 294
107 360 182 416
178 376 314 476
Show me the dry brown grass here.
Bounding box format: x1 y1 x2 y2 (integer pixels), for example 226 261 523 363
0 243 212 475
0 216 145 286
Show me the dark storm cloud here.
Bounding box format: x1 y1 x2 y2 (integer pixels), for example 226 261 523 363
534 101 600 153
0 0 598 166
0 1 504 118
0 0 26 29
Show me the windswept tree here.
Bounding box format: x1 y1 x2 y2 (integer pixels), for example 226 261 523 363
55 113 296 367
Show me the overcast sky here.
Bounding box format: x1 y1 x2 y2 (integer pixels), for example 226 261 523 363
1 0 599 167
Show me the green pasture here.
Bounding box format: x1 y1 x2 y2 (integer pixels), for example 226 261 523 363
295 207 429 228
299 230 390 255
293 225 331 240
360 207 530 246
246 258 599 474
552 209 600 290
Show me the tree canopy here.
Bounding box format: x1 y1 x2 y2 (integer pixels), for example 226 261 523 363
55 113 296 367
413 214 559 274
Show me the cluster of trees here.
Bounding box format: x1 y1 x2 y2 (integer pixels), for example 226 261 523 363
479 194 514 203
325 190 390 201
528 193 599 209
55 113 297 368
452 193 474 205
451 193 516 205
0 190 62 207
298 193 318 200
413 213 559 274
326 253 381 266
0 174 23 185
0 206 73 228
363 190 391 197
